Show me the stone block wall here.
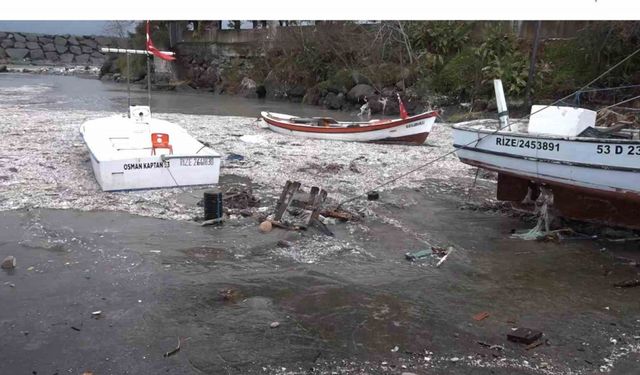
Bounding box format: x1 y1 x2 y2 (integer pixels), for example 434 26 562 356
0 31 126 66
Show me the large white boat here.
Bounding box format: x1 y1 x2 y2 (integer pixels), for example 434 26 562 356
80 106 221 192
80 25 221 192
452 80 640 229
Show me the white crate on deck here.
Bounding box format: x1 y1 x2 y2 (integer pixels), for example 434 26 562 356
529 105 596 137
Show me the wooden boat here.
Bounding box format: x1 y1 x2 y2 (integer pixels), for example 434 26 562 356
81 106 221 192
453 80 640 229
260 109 437 145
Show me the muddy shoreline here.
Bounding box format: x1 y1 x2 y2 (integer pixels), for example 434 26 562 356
1 73 639 374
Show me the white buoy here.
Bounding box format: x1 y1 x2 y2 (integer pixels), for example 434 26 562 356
493 79 512 131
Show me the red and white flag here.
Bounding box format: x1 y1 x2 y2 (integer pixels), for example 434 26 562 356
146 21 176 61
397 93 409 120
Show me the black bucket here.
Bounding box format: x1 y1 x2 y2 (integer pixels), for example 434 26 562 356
203 189 223 220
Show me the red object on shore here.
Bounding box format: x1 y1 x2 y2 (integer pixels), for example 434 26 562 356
146 21 176 61
398 94 409 120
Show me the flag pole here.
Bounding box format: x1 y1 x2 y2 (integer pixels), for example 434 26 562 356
147 53 151 108
126 51 131 112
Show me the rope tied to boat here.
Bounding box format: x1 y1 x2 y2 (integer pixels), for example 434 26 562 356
336 45 640 209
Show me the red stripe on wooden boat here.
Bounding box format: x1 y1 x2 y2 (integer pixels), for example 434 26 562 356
375 132 430 145
263 111 437 134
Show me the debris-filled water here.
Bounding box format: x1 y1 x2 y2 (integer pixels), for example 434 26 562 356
1 74 639 375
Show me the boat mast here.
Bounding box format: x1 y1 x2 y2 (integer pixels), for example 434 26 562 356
493 79 512 131
126 51 131 113
100 47 175 113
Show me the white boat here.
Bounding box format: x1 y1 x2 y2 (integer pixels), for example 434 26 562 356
452 80 640 228
81 106 221 192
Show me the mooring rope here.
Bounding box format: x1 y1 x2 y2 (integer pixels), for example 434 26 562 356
336 46 640 208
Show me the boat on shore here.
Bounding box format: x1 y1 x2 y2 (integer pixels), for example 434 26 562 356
261 97 437 145
453 80 640 229
81 106 221 192
80 22 221 192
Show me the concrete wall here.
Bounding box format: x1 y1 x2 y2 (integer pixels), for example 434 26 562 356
0 31 127 66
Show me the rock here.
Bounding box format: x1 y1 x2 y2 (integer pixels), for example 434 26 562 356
69 45 82 55
507 328 543 345
44 52 59 61
0 65 6 73
263 70 287 100
1 39 14 48
55 44 67 54
323 92 345 110
277 240 292 248
13 33 26 43
269 321 280 328
90 51 105 59
26 41 40 50
259 221 272 233
472 99 488 112
302 86 322 106
75 54 90 64
25 33 38 42
42 43 56 52
1 256 16 269
347 84 376 103
81 46 93 54
0 32 6 39
59 53 74 63
67 36 79 45
286 85 306 99
29 49 45 60
0 49 5 60
5 48 29 60
90 57 105 66
53 36 67 46
80 38 97 48
38 36 53 44
13 42 26 49
238 77 257 98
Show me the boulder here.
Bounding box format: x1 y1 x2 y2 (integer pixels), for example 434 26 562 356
90 51 104 59
42 43 56 52
75 54 90 64
286 85 306 99
80 38 97 48
0 64 7 72
0 48 5 59
472 99 488 112
259 221 272 233
302 85 322 106
347 84 376 103
25 33 38 42
263 70 287 100
1 39 14 48
59 53 74 63
13 33 26 43
14 42 26 49
44 51 59 61
323 92 345 110
26 41 40 50
1 256 16 269
238 77 257 98
5 48 29 60
55 44 67 54
81 46 93 54
38 36 53 44
54 36 67 46
0 32 6 39
29 49 45 60
69 45 82 55
90 57 105 66
68 36 79 45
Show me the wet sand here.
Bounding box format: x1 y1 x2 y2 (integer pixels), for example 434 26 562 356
1 74 639 374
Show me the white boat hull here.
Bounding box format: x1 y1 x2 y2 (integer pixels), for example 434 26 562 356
81 114 221 192
452 121 640 197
